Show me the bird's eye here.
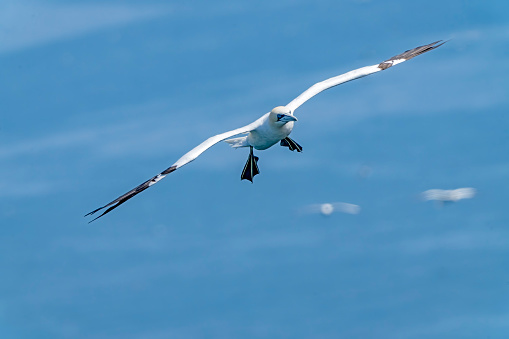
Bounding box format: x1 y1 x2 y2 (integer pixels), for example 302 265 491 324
277 114 284 120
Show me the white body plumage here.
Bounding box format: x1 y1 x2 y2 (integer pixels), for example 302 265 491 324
249 109 296 150
224 107 296 150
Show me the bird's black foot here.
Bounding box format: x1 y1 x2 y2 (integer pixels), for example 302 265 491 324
241 146 260 182
280 137 303 152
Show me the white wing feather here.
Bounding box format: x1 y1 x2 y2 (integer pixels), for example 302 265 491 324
285 65 381 113
86 117 264 222
174 117 265 168
331 202 361 215
285 41 445 113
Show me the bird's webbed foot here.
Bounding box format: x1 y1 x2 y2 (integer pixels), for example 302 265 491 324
241 146 260 182
280 137 303 152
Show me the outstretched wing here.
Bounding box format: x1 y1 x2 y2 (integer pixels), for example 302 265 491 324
451 187 476 200
421 189 448 201
85 117 265 222
331 202 361 215
285 41 446 113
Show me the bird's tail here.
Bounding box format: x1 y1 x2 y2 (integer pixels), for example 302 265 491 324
224 136 249 148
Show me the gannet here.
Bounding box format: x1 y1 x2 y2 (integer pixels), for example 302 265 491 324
302 202 361 216
421 188 476 203
86 41 445 222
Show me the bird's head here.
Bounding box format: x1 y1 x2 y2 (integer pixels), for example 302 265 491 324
269 106 297 125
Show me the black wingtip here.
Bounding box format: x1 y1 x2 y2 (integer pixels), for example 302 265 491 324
438 39 451 47
85 206 108 223
87 214 105 223
84 207 104 218
87 199 128 223
431 39 448 49
378 40 446 70
87 212 107 223
88 216 100 224
87 211 106 223
84 165 178 222
403 40 447 58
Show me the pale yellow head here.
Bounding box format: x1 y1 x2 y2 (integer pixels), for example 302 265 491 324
269 106 297 124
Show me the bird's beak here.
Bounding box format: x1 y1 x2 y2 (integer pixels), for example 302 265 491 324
280 115 297 122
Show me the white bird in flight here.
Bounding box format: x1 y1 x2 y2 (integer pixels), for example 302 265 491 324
421 187 476 203
302 202 361 216
86 41 445 222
